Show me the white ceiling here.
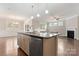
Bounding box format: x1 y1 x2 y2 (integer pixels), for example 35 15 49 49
0 3 79 20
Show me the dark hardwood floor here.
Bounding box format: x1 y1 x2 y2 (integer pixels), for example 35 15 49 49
58 37 79 56
18 48 28 56
0 36 79 56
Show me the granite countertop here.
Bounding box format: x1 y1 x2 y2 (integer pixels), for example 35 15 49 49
18 32 59 39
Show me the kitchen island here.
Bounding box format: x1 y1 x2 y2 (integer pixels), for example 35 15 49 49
17 32 58 56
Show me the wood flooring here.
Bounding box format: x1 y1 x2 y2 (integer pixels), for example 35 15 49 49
0 36 79 56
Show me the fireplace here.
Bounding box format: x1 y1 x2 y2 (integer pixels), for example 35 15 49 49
67 30 74 39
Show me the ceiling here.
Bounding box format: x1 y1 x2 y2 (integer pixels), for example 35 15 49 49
0 3 79 20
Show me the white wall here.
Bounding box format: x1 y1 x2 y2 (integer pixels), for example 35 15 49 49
0 17 24 37
65 15 79 39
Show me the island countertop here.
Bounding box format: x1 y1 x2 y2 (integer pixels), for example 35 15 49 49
18 32 59 39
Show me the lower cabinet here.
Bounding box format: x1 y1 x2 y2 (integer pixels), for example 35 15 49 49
29 36 57 56
18 34 30 55
23 35 30 55
17 33 57 56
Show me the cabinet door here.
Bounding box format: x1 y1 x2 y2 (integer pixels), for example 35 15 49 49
23 35 30 55
18 34 25 51
17 34 20 46
17 34 23 48
17 34 30 55
21 35 25 51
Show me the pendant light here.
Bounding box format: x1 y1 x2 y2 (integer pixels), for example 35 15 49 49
30 16 34 19
30 4 34 19
45 4 49 14
37 13 40 17
36 3 40 18
45 10 49 14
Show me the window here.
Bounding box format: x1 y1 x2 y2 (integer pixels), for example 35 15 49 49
40 23 47 30
53 22 58 26
48 20 63 27
48 22 58 27
58 21 63 26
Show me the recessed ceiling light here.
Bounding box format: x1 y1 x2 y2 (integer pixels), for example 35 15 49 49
45 10 49 14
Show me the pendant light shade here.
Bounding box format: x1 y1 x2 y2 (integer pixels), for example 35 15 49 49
37 13 40 17
30 16 34 19
45 10 49 14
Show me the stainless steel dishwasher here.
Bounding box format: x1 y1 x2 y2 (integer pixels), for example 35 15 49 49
29 36 43 56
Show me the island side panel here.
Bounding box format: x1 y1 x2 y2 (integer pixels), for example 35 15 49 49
43 36 57 56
